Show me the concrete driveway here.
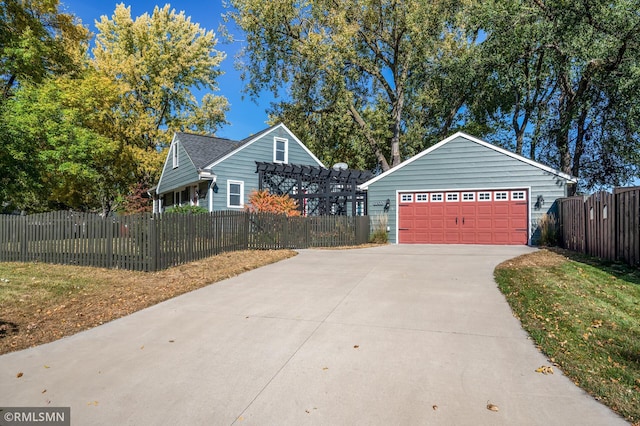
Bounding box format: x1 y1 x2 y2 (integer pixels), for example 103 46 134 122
0 245 627 425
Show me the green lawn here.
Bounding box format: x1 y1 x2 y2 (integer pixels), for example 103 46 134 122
495 249 640 424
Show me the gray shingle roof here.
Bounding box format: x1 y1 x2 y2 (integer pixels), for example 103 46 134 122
174 132 240 170
176 123 282 170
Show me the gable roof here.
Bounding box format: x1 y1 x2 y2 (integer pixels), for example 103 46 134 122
359 131 578 189
175 132 241 170
205 122 325 169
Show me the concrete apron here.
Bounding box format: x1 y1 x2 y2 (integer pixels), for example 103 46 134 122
0 245 628 425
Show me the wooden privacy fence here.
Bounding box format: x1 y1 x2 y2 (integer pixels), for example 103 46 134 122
0 211 371 272
557 186 640 267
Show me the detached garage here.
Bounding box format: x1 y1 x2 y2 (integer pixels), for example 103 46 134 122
360 132 577 245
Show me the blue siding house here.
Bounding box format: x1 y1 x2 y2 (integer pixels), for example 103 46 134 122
360 132 577 245
154 123 324 213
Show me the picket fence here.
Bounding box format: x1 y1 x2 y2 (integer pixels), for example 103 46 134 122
0 211 371 271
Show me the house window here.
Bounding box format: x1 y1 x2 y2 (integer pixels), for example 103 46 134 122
163 192 174 207
227 180 244 208
431 193 443 202
446 192 459 202
478 192 491 201
274 137 288 163
416 193 428 202
400 193 413 203
172 141 179 168
180 188 189 205
511 191 526 200
462 192 475 201
495 192 508 201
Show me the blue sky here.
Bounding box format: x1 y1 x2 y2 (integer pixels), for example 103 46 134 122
60 1 274 140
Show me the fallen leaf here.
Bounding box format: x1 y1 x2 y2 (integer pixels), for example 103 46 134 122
322 367 329 371
87 401 99 406
168 340 175 343
140 345 144 350
487 403 499 412
353 345 359 349
535 366 554 375
16 372 23 378
432 405 438 411
44 365 50 369
42 389 47 394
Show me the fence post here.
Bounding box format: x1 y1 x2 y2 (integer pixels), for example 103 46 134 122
148 215 158 271
106 216 113 268
244 212 250 250
20 215 27 261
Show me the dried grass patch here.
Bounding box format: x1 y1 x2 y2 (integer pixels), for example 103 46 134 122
0 250 296 354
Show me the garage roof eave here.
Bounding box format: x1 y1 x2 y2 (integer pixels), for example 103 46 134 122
359 132 579 188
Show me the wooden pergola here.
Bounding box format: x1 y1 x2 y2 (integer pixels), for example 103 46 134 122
255 162 373 216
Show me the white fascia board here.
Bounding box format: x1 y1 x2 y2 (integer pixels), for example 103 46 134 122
359 131 578 189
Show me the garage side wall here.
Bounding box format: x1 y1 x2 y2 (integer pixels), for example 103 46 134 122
366 136 569 244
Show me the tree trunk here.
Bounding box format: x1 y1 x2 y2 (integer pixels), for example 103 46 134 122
572 106 588 178
390 86 404 168
348 104 391 171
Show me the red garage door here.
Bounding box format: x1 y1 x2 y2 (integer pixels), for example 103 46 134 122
398 190 528 245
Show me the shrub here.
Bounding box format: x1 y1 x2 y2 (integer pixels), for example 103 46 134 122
537 213 558 246
370 213 388 244
165 205 209 214
245 190 301 217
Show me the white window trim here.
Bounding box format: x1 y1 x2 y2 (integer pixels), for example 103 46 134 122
227 180 244 208
416 193 429 202
511 191 526 200
462 192 475 202
172 142 179 168
431 193 444 202
495 191 509 201
400 193 413 203
446 192 459 202
273 137 289 163
478 192 492 201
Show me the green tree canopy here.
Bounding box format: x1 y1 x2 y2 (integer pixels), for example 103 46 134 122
228 0 467 171
0 3 230 214
469 0 640 188
0 0 89 98
93 3 229 151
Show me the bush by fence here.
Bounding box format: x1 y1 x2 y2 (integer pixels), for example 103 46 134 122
557 186 640 267
0 211 371 272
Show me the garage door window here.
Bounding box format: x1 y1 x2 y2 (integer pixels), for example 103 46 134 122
511 191 526 200
495 192 508 201
416 193 428 202
446 193 459 201
401 194 413 202
478 192 491 201
462 192 475 201
431 193 443 202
